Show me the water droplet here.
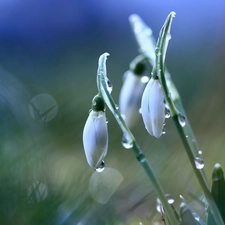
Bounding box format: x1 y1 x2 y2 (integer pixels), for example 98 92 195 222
198 150 202 155
139 108 142 114
178 113 186 127
95 161 105 172
193 213 200 222
106 118 109 124
186 135 188 138
106 78 113 93
137 153 145 163
166 33 171 41
195 157 204 170
165 108 171 118
162 127 166 135
115 104 119 110
121 135 133 149
141 76 149 84
156 198 164 213
166 194 174 204
155 47 161 56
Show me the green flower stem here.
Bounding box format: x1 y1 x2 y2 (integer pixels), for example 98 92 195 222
174 99 209 186
157 12 224 225
97 53 179 225
174 117 224 225
130 12 209 187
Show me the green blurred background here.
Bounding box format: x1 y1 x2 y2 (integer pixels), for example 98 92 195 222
0 0 225 224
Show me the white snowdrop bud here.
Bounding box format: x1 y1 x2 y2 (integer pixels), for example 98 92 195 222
141 78 165 138
119 70 148 128
83 95 108 170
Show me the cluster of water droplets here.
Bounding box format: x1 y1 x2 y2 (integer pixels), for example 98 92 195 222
95 160 105 172
162 102 171 135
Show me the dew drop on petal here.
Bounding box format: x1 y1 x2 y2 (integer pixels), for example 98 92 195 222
141 76 150 84
106 78 113 93
195 157 204 170
106 118 109 124
165 108 171 119
95 161 105 172
166 194 174 204
121 135 133 149
139 108 142 114
178 113 186 127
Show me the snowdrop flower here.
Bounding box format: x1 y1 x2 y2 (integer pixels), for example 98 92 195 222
141 78 165 138
119 70 148 128
83 95 108 170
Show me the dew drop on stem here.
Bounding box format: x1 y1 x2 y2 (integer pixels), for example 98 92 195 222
121 135 133 149
198 150 202 155
178 113 186 127
106 78 113 93
166 33 171 41
165 194 174 204
162 127 166 135
194 157 204 170
95 161 105 172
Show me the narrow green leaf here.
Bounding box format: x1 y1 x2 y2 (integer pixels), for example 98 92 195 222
207 164 225 225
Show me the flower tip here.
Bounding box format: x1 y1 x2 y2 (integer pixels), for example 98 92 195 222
129 14 140 23
170 11 176 18
98 53 110 66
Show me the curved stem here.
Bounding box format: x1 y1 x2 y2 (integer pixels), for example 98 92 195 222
157 12 224 225
97 53 179 225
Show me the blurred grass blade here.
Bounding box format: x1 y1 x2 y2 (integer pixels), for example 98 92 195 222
180 203 199 225
180 195 206 225
207 164 225 225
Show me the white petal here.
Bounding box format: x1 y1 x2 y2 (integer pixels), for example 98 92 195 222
150 80 165 138
141 78 154 135
119 71 146 128
83 111 108 168
141 79 165 138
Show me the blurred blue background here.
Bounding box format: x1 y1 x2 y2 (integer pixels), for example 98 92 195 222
0 0 225 224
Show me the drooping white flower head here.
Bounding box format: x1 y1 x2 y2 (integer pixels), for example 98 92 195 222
141 78 165 138
83 95 108 169
119 70 148 128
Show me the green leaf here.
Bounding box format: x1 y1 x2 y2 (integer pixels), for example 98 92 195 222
207 164 225 225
